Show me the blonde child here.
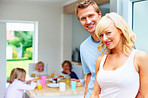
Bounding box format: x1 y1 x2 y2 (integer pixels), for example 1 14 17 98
31 61 46 76
4 68 36 98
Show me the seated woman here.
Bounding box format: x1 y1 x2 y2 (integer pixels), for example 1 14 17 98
61 60 79 79
31 61 46 76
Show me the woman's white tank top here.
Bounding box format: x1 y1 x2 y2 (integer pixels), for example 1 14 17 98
97 49 139 98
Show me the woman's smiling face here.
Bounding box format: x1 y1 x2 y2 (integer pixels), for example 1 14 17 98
99 21 123 50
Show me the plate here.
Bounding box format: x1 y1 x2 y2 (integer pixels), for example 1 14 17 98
47 83 59 87
25 75 35 81
76 82 83 86
46 78 53 81
30 75 36 77
58 75 64 79
76 84 83 87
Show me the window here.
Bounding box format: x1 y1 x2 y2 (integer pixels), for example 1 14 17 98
122 0 148 52
132 0 148 52
6 21 38 80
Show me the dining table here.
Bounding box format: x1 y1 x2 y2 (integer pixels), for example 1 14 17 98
25 75 85 98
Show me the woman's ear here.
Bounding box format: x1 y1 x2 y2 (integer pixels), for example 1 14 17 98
117 28 123 35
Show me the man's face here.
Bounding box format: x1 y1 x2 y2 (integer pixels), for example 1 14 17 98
77 5 101 34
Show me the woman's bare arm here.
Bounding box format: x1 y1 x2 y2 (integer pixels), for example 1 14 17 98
136 51 148 98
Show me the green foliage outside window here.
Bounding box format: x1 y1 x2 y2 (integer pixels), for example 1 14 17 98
12 47 17 58
7 31 33 59
24 47 33 60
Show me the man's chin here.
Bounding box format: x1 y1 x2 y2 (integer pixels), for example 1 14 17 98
87 29 95 33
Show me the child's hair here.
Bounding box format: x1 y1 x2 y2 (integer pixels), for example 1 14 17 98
9 68 26 83
62 60 72 70
35 61 44 71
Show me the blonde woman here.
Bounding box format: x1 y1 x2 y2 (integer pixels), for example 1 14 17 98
91 12 148 98
5 68 36 98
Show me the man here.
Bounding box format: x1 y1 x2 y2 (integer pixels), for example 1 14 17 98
75 0 102 97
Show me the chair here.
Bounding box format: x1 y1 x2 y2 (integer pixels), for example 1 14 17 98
28 63 48 75
71 64 84 79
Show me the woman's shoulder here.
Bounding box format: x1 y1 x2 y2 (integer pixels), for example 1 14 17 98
96 54 106 70
135 50 148 68
135 50 148 59
96 54 106 62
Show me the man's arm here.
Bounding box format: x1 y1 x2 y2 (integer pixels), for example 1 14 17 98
90 55 103 98
84 73 91 98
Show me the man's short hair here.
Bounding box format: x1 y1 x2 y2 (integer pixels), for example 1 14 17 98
75 0 100 19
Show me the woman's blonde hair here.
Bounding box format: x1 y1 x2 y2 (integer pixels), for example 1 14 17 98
35 61 44 71
95 12 136 56
9 68 26 83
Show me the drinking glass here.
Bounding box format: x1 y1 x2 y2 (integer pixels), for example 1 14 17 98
65 76 70 85
51 73 54 78
40 75 46 87
71 81 76 90
59 82 66 91
37 80 42 89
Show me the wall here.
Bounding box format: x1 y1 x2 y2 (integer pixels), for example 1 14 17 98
0 22 6 97
0 1 63 75
62 14 72 61
72 14 90 51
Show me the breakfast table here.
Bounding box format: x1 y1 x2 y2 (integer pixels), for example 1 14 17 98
25 75 85 98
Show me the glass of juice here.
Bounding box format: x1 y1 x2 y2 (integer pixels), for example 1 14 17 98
66 75 70 84
66 80 70 84
51 73 54 78
37 80 42 89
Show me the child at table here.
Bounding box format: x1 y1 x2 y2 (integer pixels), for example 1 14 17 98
4 68 36 98
31 61 46 76
61 60 79 79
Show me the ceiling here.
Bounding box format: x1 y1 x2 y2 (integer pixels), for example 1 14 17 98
1 0 77 4
1 0 109 14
